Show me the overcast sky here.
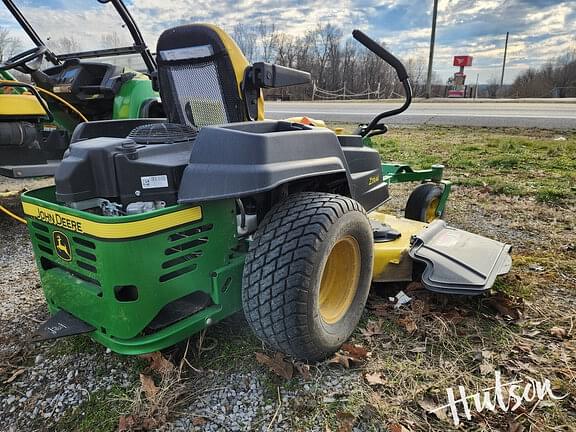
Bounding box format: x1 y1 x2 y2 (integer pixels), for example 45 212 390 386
1 0 575 84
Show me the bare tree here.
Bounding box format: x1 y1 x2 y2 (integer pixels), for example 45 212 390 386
48 36 82 54
509 48 576 98
232 23 257 62
230 24 448 101
257 20 278 63
486 74 500 98
100 32 126 48
0 27 23 62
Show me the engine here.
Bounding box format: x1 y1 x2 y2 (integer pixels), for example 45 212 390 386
55 123 197 215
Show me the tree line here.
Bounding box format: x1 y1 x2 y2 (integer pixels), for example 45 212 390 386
507 49 576 98
231 23 442 99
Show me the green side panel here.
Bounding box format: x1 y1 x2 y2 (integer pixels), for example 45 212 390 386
112 74 158 120
46 103 78 133
22 187 244 355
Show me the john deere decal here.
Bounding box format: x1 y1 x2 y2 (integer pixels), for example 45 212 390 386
53 231 72 261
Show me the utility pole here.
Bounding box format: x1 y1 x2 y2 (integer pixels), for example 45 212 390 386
500 32 509 87
425 0 439 99
474 73 479 99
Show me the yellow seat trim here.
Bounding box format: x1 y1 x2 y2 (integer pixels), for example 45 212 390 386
204 24 265 120
0 94 46 117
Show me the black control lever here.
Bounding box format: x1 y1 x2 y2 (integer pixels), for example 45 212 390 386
351 30 413 137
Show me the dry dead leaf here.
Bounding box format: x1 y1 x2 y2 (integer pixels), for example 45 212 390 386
418 398 449 422
405 281 425 294
328 344 370 368
336 411 355 432
140 351 174 374
480 362 494 376
360 320 384 338
389 424 409 432
3 368 25 384
550 326 568 339
485 292 524 321
140 373 158 402
364 372 386 386
118 414 136 431
514 342 532 353
398 315 417 333
341 343 369 359
192 417 207 426
294 361 312 380
327 352 354 368
255 352 294 379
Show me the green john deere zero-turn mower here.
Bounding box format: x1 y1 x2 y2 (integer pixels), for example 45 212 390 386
22 23 513 361
0 0 161 178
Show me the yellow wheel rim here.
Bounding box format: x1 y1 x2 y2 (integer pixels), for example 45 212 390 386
318 236 361 324
425 198 440 223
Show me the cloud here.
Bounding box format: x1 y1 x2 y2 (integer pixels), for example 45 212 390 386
0 0 574 83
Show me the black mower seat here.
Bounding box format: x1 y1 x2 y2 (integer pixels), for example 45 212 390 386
156 24 264 128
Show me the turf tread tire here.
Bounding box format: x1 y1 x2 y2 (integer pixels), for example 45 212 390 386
242 192 373 361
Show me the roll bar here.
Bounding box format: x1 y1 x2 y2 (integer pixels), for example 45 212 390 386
2 0 156 73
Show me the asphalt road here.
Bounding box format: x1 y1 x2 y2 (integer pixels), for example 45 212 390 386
265 101 576 129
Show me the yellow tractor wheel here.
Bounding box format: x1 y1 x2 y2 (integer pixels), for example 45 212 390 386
242 192 373 361
405 183 444 223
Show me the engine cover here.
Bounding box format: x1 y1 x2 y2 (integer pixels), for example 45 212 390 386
55 123 196 207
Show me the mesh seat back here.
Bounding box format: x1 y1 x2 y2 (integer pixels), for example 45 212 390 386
156 24 254 127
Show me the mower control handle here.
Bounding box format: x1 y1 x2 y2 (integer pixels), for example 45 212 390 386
352 30 408 82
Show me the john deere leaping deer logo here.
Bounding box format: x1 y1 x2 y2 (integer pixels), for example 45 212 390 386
52 231 72 261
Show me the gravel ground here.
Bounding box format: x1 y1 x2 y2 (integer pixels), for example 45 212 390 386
166 370 364 431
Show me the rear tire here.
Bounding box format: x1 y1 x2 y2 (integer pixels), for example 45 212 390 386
242 192 373 361
405 183 444 223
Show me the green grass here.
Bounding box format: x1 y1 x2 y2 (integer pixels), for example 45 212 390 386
56 386 131 432
367 126 576 205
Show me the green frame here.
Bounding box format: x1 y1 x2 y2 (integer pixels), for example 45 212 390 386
363 135 452 218
381 163 452 218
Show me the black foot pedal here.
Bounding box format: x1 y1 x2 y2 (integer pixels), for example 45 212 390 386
31 310 95 342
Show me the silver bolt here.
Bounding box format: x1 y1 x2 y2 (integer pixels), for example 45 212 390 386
135 190 141 197
205 318 213 326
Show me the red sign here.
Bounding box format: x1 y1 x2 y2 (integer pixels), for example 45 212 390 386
448 89 465 98
453 56 473 67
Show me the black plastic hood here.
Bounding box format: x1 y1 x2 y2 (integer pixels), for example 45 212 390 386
177 121 349 203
